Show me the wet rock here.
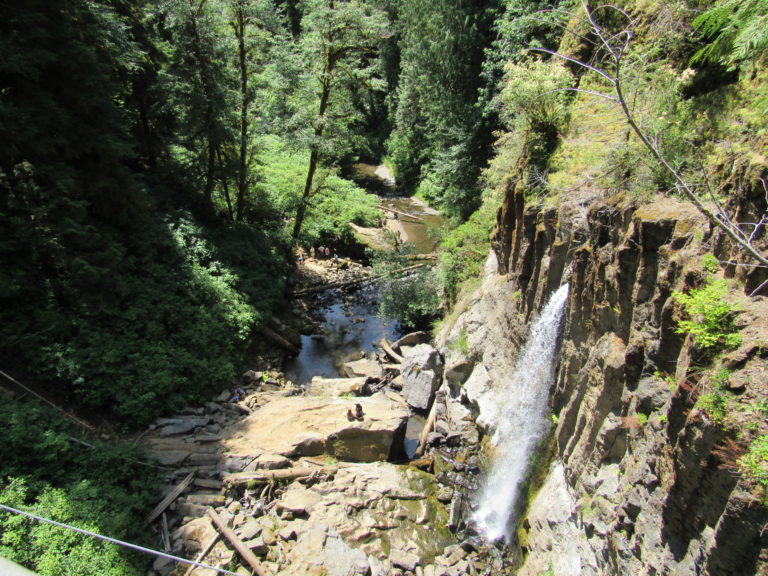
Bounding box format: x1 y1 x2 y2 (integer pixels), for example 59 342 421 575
401 344 444 411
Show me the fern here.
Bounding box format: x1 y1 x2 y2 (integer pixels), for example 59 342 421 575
692 0 768 68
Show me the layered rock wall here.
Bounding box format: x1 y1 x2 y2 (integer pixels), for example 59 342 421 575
438 186 768 575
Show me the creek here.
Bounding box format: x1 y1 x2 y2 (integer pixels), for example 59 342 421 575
284 164 446 388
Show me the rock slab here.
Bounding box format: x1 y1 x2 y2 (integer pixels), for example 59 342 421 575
401 344 444 410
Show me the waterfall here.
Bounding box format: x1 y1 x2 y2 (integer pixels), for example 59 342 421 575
473 284 570 543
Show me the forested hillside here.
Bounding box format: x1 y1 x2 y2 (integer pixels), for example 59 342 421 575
1 0 767 574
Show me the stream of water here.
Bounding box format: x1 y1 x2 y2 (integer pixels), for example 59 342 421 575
473 284 570 543
284 166 446 388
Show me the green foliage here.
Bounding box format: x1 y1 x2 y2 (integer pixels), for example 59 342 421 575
1 210 286 427
738 434 768 493
498 60 573 133
696 369 732 428
373 248 441 330
692 0 768 68
673 277 742 352
0 398 159 575
702 253 720 274
257 136 382 247
387 0 498 219
437 201 496 303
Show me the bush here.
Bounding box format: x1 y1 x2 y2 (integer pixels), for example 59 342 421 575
373 248 441 330
256 136 382 248
738 434 768 495
437 203 496 304
673 277 742 352
0 397 159 575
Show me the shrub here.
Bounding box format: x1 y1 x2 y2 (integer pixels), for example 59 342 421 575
738 434 768 494
373 248 441 331
673 277 742 352
0 397 159 575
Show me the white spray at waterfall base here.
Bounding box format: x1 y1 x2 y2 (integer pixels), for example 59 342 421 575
472 284 570 543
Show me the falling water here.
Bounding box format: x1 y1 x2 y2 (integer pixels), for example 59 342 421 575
473 284 570 543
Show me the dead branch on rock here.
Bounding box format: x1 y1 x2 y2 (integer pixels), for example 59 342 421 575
223 466 339 487
531 2 768 293
207 508 269 576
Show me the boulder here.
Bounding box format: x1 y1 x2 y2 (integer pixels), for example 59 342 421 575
223 393 409 462
401 344 444 411
394 331 430 349
343 358 382 380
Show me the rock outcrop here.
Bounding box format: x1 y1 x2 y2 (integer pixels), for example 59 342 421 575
224 392 409 462
437 188 768 575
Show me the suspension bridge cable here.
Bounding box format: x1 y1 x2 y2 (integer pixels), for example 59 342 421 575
0 504 242 576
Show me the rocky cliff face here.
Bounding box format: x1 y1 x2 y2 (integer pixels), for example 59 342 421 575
437 185 768 575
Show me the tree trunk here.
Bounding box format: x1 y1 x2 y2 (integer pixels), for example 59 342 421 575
292 62 334 240
234 2 249 223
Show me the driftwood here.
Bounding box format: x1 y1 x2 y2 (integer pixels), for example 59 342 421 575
223 466 339 487
160 512 171 551
207 508 269 576
379 205 424 221
183 533 221 576
144 471 195 526
379 338 404 364
290 263 429 298
413 404 437 459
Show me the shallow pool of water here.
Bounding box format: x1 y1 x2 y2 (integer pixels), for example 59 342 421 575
284 286 401 387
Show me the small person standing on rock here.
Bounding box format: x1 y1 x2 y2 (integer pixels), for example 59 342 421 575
310 246 315 259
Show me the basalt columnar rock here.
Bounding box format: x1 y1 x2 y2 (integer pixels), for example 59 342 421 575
437 189 768 575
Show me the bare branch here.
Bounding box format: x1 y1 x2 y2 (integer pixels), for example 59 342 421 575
539 3 768 292
527 47 617 85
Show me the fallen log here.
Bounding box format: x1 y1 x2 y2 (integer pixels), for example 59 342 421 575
223 466 339 487
290 263 430 298
379 338 404 364
207 508 269 576
258 326 298 353
379 205 424 221
144 471 195 526
413 404 437 459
